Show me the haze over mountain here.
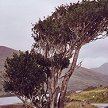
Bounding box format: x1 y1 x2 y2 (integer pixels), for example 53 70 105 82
0 46 108 93
91 63 108 75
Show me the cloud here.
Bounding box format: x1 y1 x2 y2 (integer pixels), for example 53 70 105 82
78 37 108 68
0 0 108 68
0 0 77 50
79 37 108 58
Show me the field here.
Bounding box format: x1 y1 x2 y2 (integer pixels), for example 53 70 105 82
68 87 108 103
65 87 108 108
65 101 97 108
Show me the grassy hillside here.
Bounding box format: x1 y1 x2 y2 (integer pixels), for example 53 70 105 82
68 87 108 103
65 87 108 108
65 101 97 108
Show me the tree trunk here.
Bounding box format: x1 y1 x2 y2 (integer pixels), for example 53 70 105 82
58 48 80 108
48 67 61 108
54 87 60 108
48 68 56 108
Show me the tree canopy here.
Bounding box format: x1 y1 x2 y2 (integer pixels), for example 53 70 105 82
32 0 108 58
32 0 108 108
4 50 51 107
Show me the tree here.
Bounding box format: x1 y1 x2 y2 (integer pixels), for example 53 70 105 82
4 50 51 108
32 0 108 108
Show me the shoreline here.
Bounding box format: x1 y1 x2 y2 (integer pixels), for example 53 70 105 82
0 93 15 98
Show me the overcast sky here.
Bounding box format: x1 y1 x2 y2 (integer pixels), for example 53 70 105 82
0 0 108 68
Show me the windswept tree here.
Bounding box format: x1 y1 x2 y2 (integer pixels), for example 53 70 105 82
4 50 51 108
32 0 108 108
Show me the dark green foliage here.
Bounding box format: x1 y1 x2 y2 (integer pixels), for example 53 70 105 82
61 57 70 70
3 50 69 99
32 0 108 52
35 53 51 67
52 53 70 70
4 50 51 99
31 1 108 107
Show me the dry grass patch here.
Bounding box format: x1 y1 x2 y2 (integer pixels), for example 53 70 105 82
65 101 97 108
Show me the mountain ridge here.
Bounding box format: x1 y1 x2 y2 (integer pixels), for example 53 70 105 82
0 46 108 93
91 63 108 75
67 67 108 91
0 46 18 71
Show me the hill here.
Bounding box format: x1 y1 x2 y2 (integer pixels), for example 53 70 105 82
0 46 18 71
66 67 108 91
91 63 108 75
0 46 18 92
67 87 108 108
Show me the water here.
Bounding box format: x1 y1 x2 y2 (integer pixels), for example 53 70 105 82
0 96 22 105
0 97 108 108
91 103 108 108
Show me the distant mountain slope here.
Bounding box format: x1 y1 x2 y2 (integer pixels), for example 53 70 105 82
0 46 18 71
91 63 108 75
0 46 18 90
0 46 108 94
67 67 108 91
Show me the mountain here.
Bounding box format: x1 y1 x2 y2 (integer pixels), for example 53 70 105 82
0 46 18 91
0 46 18 71
67 67 108 91
91 63 108 75
0 46 108 94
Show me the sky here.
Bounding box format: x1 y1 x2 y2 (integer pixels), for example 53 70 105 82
0 0 108 68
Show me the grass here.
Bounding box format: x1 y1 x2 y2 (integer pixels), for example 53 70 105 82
65 101 97 108
65 87 108 108
68 87 108 103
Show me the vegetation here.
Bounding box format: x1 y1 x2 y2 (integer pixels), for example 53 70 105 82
65 101 97 108
32 0 108 107
3 0 108 108
68 87 108 103
3 50 51 108
65 87 108 108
